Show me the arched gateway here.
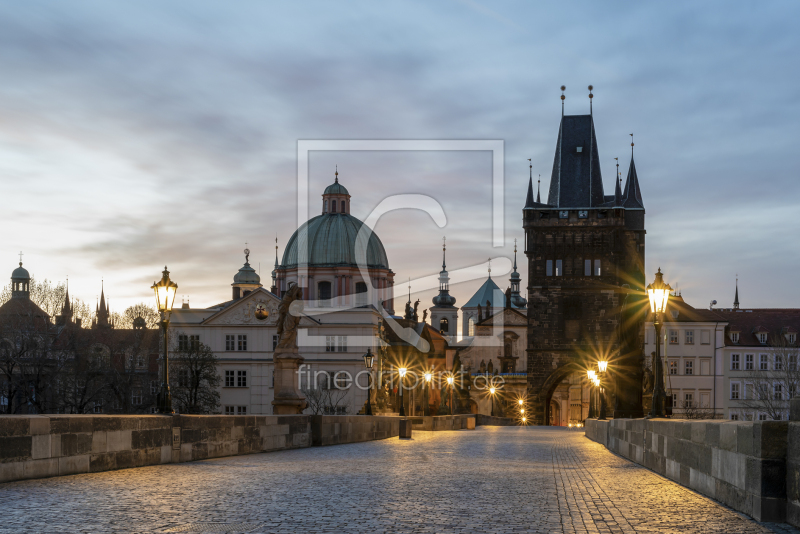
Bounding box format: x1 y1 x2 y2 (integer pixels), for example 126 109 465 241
522 99 647 425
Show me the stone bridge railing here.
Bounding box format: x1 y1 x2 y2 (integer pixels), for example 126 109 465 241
0 414 477 485
585 416 789 523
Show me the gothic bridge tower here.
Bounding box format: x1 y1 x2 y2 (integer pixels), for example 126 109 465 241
523 89 646 424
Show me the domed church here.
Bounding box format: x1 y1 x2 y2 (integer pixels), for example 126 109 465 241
168 171 393 416
275 170 395 314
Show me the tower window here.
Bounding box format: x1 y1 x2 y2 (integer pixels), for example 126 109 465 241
468 317 475 336
341 200 346 213
331 200 337 213
324 200 328 213
594 259 601 276
546 260 553 277
440 318 449 334
585 259 591 276
555 260 562 277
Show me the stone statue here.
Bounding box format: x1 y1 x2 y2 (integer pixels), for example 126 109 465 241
275 284 303 351
485 300 491 320
422 309 428 323
505 287 511 309
643 367 654 394
479 360 486 374
272 284 307 415
404 300 413 320
413 299 420 322
477 304 483 322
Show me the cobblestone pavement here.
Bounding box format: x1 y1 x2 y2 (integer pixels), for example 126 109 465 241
0 427 797 533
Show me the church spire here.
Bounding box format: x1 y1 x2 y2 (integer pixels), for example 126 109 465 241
271 236 279 294
614 157 622 206
621 152 644 209
432 237 456 308
509 239 526 308
734 276 740 309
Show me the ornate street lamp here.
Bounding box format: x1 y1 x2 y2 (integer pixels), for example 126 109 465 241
587 370 596 418
398 367 407 417
363 348 374 416
424 372 432 416
489 386 497 417
597 360 609 421
152 266 178 415
647 268 672 418
447 375 454 418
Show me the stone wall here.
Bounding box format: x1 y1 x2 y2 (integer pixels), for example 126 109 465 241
786 399 800 527
585 418 787 522
311 415 400 446
0 414 482 485
475 415 517 426
0 414 311 484
410 415 475 431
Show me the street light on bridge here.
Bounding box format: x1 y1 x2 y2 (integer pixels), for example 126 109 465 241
398 367 407 417
152 267 178 415
363 348 374 416
647 268 672 418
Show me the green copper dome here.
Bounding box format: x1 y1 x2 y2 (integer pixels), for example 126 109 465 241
323 181 349 195
281 213 389 269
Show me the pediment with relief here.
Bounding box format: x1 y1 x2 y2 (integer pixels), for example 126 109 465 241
204 289 281 326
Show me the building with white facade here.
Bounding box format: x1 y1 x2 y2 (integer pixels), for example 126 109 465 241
169 172 392 416
643 295 726 418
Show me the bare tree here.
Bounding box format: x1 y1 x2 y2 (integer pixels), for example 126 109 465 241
301 372 350 415
170 337 221 414
737 330 800 420
117 303 160 330
678 400 720 420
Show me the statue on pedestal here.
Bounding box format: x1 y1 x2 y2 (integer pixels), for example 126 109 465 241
272 284 308 414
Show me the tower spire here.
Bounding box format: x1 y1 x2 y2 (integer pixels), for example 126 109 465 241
487 258 492 279
560 85 566 116
614 157 622 206
588 85 593 115
630 133 634 157
524 164 535 209
442 236 447 270
734 276 740 309
537 174 541 203
335 165 338 183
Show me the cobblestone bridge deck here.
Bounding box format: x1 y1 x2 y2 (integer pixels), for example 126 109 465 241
0 427 796 533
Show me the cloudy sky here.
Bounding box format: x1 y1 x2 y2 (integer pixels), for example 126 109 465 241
0 1 798 322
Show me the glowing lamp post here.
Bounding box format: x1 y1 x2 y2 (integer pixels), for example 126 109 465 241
398 367 407 417
587 370 597 418
597 360 609 421
363 348 374 416
152 266 178 415
647 268 672 418
447 375 454 418
489 386 497 417
424 372 432 416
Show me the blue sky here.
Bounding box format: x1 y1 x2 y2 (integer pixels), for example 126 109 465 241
0 1 798 318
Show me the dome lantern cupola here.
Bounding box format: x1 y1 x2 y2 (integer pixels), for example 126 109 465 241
232 247 262 299
11 257 30 299
322 167 351 215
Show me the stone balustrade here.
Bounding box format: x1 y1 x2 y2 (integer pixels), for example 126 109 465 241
585 418 787 523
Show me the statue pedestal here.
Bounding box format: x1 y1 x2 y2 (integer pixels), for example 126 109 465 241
272 348 307 415
642 393 653 414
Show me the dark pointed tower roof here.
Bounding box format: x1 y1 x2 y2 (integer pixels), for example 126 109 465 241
614 175 622 206
524 176 535 208
622 156 644 209
734 278 740 310
547 115 605 208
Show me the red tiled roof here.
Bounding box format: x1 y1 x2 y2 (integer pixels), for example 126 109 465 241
713 309 800 347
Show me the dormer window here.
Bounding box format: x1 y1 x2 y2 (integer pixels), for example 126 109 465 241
730 332 740 343
757 333 767 344
788 333 797 344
